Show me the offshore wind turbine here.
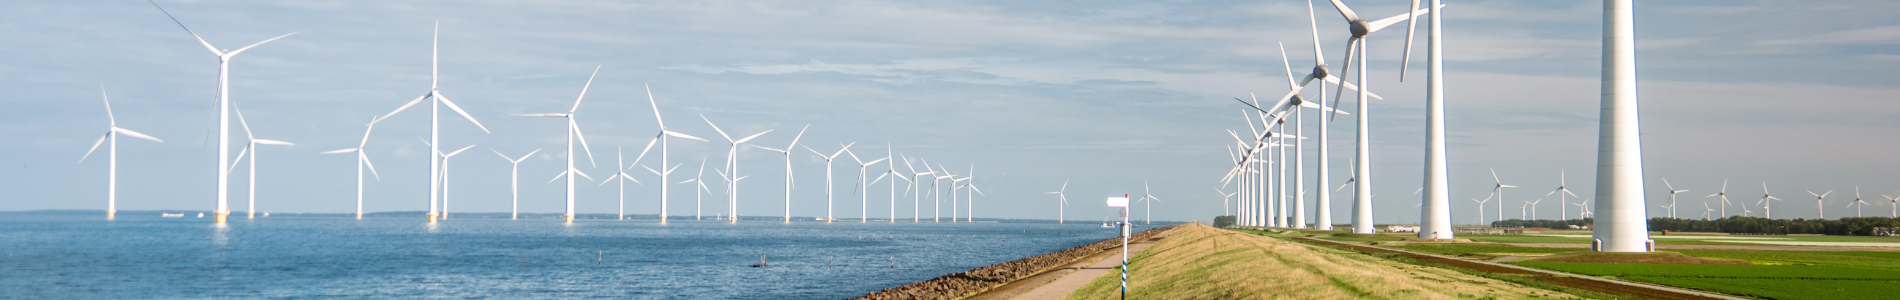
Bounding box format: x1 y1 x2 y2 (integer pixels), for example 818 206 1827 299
490 148 539 220
320 118 380 219
1807 190 1832 219
701 116 771 223
603 149 644 220
149 0 303 223
844 148 889 223
902 155 932 222
677 158 709 220
1707 179 1731 218
803 143 852 222
232 105 294 219
749 125 807 222
375 22 491 223
1049 180 1070 223
434 144 473 219
1663 179 1688 219
79 87 165 219
927 161 952 222
963 167 985 223
944 164 965 222
512 66 601 223
1324 0 1436 234
886 145 902 222
633 84 708 223
1546 170 1581 221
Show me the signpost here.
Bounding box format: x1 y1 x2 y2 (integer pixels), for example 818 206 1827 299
1107 194 1130 299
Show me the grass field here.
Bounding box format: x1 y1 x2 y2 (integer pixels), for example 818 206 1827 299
1066 223 1577 299
1517 262 1900 300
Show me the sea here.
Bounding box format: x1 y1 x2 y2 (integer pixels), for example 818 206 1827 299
0 211 1129 299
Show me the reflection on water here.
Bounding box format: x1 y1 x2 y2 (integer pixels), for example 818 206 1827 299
0 213 1123 299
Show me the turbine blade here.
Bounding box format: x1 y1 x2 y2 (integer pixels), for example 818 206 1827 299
568 66 602 114
511 113 567 117
1319 76 1383 99
226 30 305 57
629 136 658 171
1326 0 1360 22
254 139 294 146
434 93 490 133
663 130 707 142
1307 0 1326 63
360 153 380 180
700 115 734 142
570 119 596 168
1399 0 1420 81
445 144 474 157
113 128 164 143
79 133 109 163
322 148 358 154
1279 42 1299 90
644 84 666 127
549 170 568 184
750 145 786 153
733 130 773 144
1367 4 1442 33
377 94 430 123
146 0 222 56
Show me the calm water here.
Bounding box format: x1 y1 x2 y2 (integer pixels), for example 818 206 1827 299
0 212 1121 299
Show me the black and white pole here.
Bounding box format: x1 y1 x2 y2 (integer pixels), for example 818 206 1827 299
1108 194 1131 299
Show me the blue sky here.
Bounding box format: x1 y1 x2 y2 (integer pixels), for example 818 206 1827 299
4 0 1899 223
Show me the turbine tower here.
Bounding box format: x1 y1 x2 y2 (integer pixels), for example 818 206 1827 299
604 149 644 221
1137 180 1162 225
433 144 473 219
1807 190 1832 219
902 155 933 222
490 148 539 220
1546 170 1581 222
376 22 491 223
1663 178 1688 219
150 1 302 223
1048 180 1070 223
321 118 380 219
1413 0 1453 239
232 105 295 219
1592 0 1651 252
80 87 165 220
1706 179 1731 218
844 148 888 223
749 125 807 222
1324 0 1436 234
512 66 601 223
1759 182 1781 219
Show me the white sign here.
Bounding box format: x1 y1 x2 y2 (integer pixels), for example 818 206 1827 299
1106 196 1129 208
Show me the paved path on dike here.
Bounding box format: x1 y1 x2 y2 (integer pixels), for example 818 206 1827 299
966 228 1173 300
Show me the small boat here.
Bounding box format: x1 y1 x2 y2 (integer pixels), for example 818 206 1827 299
161 213 184 218
750 254 767 268
196 213 205 218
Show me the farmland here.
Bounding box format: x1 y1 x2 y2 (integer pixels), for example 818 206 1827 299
1518 262 1900 300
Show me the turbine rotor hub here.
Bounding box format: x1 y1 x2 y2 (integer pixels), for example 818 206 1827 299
1312 65 1330 79
1349 20 1370 38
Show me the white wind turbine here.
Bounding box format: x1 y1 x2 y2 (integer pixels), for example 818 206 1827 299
1546 170 1581 221
963 165 985 223
602 149 644 221
1324 0 1437 234
1049 180 1070 223
1884 194 1898 218
1807 190 1833 219
927 161 953 222
901 155 933 222
376 22 492 223
1136 180 1162 225
1706 179 1732 218
434 144 473 219
1759 182 1782 219
1489 168 1516 223
885 145 904 223
79 87 165 220
844 148 889 223
1663 179 1688 219
1520 202 1529 220
749 125 808 223
1281 1 1384 231
677 158 710 220
1471 196 1491 225
1847 187 1869 218
320 118 380 219
803 143 853 222
232 105 294 219
945 164 966 223
1657 203 1673 219
512 66 601 223
632 85 708 223
490 148 540 220
701 116 771 223
1572 201 1589 219
1702 201 1715 221
1526 198 1543 220
150 0 303 223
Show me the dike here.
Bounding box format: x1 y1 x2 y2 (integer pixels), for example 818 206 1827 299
851 224 1179 300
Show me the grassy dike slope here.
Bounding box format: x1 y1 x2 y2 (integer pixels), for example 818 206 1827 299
1065 223 1574 299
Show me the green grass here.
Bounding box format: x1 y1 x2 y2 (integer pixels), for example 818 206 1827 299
1514 262 1900 300
1392 244 1574 256
1669 249 1900 269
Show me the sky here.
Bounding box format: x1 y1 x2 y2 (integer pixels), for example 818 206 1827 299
4 0 1899 224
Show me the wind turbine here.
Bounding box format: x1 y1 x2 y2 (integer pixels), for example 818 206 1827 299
927 161 952 222
1471 196 1491 225
1526 198 1543 220
320 118 380 219
701 116 771 223
1702 201 1714 221
602 149 644 220
1405 0 1455 239
803 143 852 222
963 165 985 223
1759 182 1781 219
375 22 491 223
1137 180 1162 225
1546 170 1581 221
944 164 965 223
749 125 807 222
676 158 709 220
1663 179 1688 219
79 87 165 220
902 155 933 222
149 0 303 223
511 66 601 223
1848 187 1869 218
1489 168 1516 223
1324 0 1436 234
490 148 539 220
434 144 474 219
1884 194 1898 218
1706 179 1731 218
1657 203 1673 219
885 145 902 222
632 84 708 223
1572 201 1589 220
1520 202 1529 220
1048 180 1070 223
232 105 294 219
844 148 889 223
1285 1 1382 231
1807 190 1832 219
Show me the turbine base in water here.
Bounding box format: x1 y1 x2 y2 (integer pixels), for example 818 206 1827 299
565 215 575 223
106 210 116 219
356 213 363 220
214 212 228 223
